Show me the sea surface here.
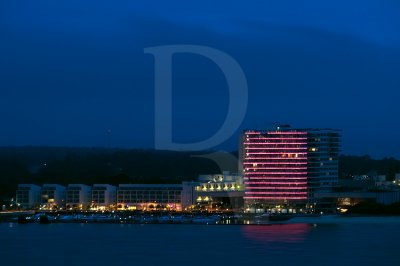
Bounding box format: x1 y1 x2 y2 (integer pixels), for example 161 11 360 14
1 218 400 266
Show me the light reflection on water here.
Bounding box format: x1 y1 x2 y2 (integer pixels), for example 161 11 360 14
241 223 312 243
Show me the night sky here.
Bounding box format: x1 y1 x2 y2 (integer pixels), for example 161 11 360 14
1 1 400 158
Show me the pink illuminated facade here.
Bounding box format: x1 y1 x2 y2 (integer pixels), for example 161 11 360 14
241 127 340 211
242 131 309 205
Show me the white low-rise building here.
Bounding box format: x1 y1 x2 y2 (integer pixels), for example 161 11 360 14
181 181 198 210
66 184 92 210
197 171 244 193
195 171 244 210
91 184 117 210
41 184 66 210
16 184 41 210
117 184 184 211
395 173 400 186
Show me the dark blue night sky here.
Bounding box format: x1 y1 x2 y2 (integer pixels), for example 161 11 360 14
1 1 400 158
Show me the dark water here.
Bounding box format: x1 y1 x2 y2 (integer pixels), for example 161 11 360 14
1 221 399 266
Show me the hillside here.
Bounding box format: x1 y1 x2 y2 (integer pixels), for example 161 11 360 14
0 147 399 201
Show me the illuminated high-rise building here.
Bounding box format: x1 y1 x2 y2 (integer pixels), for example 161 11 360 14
240 126 340 212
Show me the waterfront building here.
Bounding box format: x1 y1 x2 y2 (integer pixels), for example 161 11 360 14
117 184 185 211
181 181 198 210
316 191 400 211
66 184 92 210
395 173 400 186
16 184 41 210
195 171 244 210
41 184 66 210
352 174 398 190
240 126 340 213
91 184 117 210
315 178 400 212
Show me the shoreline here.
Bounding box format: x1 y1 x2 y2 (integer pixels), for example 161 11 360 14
2 211 400 225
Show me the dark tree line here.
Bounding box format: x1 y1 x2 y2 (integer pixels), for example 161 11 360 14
0 147 399 201
339 154 400 180
0 147 221 201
